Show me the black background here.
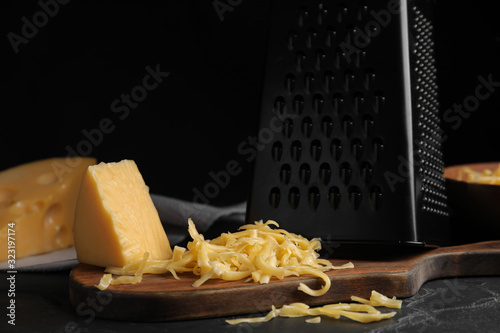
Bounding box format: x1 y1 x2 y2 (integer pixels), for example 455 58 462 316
1 0 499 207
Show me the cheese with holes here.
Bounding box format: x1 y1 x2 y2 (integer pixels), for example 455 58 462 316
74 160 172 267
0 157 96 261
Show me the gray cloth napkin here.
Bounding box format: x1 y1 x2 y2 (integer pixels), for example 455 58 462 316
150 194 246 232
0 194 246 272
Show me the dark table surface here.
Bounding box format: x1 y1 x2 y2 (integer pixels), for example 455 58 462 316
2 271 500 333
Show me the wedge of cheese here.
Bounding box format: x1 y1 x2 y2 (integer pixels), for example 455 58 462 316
74 160 172 267
0 157 96 262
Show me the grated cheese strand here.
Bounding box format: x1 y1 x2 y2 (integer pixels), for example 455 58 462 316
225 290 401 325
351 290 402 309
97 252 150 288
95 273 112 290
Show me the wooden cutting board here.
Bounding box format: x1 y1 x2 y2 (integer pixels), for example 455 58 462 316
69 241 500 322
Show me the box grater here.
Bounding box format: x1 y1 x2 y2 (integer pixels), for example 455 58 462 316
246 0 450 246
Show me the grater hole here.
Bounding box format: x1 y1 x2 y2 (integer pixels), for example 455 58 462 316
372 138 384 160
288 187 300 209
274 96 286 116
301 117 313 138
321 116 333 137
310 139 322 161
334 47 346 69
356 4 368 21
366 21 379 35
306 28 317 49
287 30 298 51
317 3 327 25
341 115 354 137
369 186 382 210
285 73 296 93
280 164 291 185
293 95 305 115
297 6 309 27
271 141 283 162
351 138 364 161
343 69 355 91
291 140 302 161
319 162 331 185
269 187 281 209
360 161 373 184
336 3 348 23
282 118 294 138
312 94 325 114
315 49 326 70
351 139 364 161
362 115 374 136
308 186 320 209
346 24 356 45
323 71 334 93
348 186 362 210
332 92 343 113
353 50 366 68
325 25 336 47
373 91 385 113
299 163 311 185
295 50 306 72
339 162 352 185
330 138 343 161
352 92 364 114
304 72 315 93
328 186 341 209
364 68 375 90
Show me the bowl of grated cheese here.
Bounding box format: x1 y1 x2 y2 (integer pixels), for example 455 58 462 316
444 162 500 244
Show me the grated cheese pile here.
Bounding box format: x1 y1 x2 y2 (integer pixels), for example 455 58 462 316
95 219 353 296
226 290 402 325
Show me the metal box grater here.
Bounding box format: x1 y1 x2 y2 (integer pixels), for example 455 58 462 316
246 0 450 246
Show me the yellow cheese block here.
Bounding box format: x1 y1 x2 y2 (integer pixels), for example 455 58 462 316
74 160 172 267
0 157 96 262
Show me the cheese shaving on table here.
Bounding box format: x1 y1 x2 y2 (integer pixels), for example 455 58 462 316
95 219 353 296
351 290 403 309
225 290 401 325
